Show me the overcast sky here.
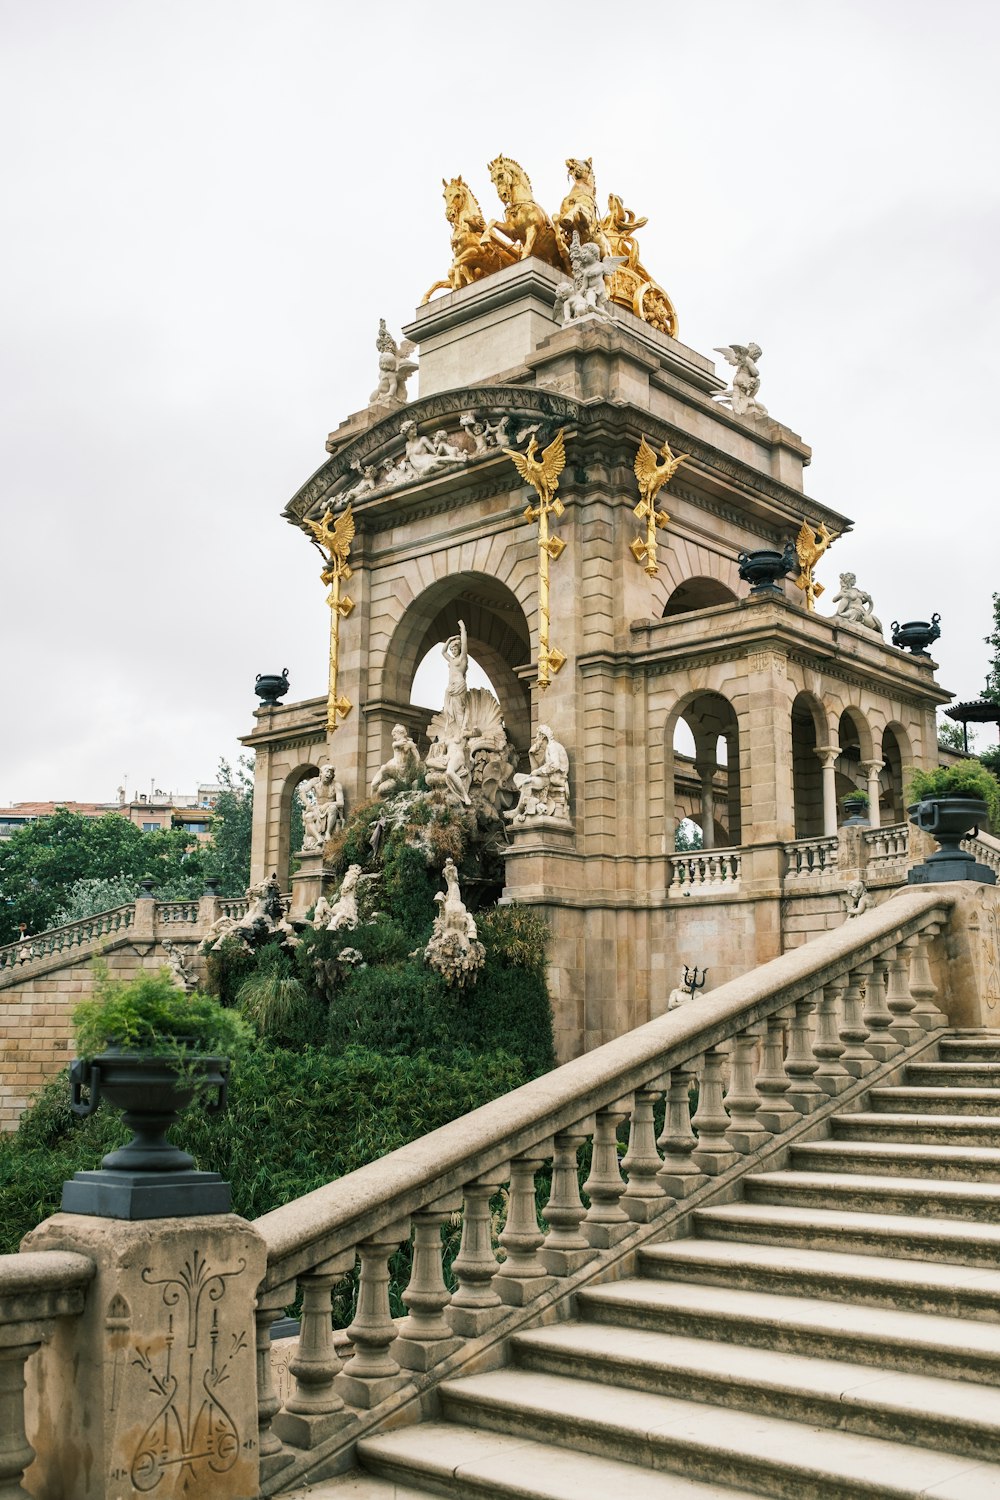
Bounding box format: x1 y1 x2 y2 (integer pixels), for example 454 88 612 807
2 0 997 804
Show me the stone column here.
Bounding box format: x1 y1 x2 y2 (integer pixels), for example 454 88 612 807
21 1212 266 1500
863 761 883 829
817 747 839 837
695 759 716 850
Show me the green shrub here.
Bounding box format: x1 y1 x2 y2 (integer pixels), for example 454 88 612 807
907 759 1000 831
204 933 260 1008
73 964 251 1062
235 944 320 1047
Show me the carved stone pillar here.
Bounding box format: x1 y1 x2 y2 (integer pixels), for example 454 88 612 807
862 761 883 829
816 747 839 837
695 758 716 851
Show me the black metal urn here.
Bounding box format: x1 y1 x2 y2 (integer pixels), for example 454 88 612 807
907 797 996 885
737 543 797 596
891 615 941 656
62 1049 232 1219
255 668 290 706
841 793 871 826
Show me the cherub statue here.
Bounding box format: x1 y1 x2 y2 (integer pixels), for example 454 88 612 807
843 880 872 919
298 764 345 853
340 461 380 507
505 724 571 824
832 572 883 634
371 723 422 798
368 319 417 412
459 411 510 454
554 230 626 326
399 419 468 479
713 343 768 419
793 520 836 611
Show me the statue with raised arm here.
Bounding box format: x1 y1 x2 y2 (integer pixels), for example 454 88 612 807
714 343 767 419
832 572 883 634
505 723 571 824
441 619 469 729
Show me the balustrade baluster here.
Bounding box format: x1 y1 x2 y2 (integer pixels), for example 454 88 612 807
541 1131 597 1275
622 1087 667 1221
337 1222 411 1408
725 1025 769 1152
395 1201 463 1370
583 1105 630 1247
908 924 947 1027
254 1283 296 1480
886 940 922 1044
657 1065 704 1197
862 957 899 1059
812 982 850 1094
755 1014 798 1135
447 1173 508 1336
691 1047 738 1173
274 1253 355 1446
782 997 823 1112
0 1339 42 1500
496 1153 554 1306
838 967 875 1076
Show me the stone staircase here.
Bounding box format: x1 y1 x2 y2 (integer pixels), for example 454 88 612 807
300 1032 1000 1498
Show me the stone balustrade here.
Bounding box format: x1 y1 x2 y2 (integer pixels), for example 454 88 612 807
863 822 910 872
249 886 955 1489
154 899 202 923
783 834 839 882
0 1249 94 1497
0 906 134 975
219 897 250 921
667 848 742 896
963 829 1000 880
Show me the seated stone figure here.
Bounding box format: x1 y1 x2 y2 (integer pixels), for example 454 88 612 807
371 723 422 799
505 724 571 824
832 573 882 634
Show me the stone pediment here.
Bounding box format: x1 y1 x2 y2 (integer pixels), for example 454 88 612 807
284 384 580 525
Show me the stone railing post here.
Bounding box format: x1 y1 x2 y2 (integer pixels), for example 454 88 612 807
691 1048 738 1174
254 1282 296 1483
447 1175 508 1337
583 1105 631 1248
657 1065 703 1197
909 924 947 1028
273 1252 355 1448
395 1201 463 1370
782 997 823 1112
337 1223 411 1409
496 1155 555 1306
541 1132 596 1276
812 983 850 1095
621 1088 667 1222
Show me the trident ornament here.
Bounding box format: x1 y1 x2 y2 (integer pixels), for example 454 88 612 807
631 435 689 578
304 504 356 733
503 428 568 689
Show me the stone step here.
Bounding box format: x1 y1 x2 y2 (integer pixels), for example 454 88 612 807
907 1063 1000 1088
511 1319 1000 1462
870 1086 1000 1115
939 1038 1000 1062
282 1475 432 1499
433 1367 1000 1499
695 1199 1000 1268
833 1111 1000 1147
355 1424 761 1500
744 1169 1000 1223
639 1237 1000 1322
575 1277 1000 1384
790 1139 1000 1181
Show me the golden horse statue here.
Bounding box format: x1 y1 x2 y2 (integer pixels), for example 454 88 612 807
422 176 519 304
556 157 610 261
600 193 678 338
486 155 567 272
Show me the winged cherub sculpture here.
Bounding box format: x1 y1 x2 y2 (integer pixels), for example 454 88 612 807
713 342 767 419
369 319 418 412
630 436 690 577
793 519 836 611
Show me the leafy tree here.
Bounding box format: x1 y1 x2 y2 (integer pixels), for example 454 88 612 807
985 593 1000 706
674 819 704 852
937 718 969 754
203 757 254 896
52 876 140 925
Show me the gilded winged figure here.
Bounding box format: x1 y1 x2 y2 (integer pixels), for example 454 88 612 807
793 519 835 611
633 436 689 509
306 506 355 566
502 429 566 510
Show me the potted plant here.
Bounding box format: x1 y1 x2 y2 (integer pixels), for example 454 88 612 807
69 964 250 1175
840 788 871 824
906 759 1000 884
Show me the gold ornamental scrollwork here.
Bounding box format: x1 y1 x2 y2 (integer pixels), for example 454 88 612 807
793 519 836 612
305 505 356 733
503 429 568 690
630 436 689 577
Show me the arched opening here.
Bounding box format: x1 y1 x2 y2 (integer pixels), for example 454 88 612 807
791 692 827 838
880 723 911 824
276 763 316 891
381 572 532 753
836 707 874 807
666 692 742 850
663 577 739 617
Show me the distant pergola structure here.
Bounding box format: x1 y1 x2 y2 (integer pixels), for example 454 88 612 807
945 699 1000 753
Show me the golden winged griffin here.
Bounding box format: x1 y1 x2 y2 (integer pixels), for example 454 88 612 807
502 430 568 689
630 436 689 577
305 505 356 732
793 520 836 611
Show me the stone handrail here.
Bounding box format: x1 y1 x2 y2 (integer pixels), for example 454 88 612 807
964 828 1000 878
0 1250 94 1494
219 897 249 921
783 834 838 880
0 905 135 974
155 899 201 923
863 822 909 864
251 886 954 1478
667 848 742 895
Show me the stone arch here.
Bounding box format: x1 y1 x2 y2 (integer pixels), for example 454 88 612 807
791 691 828 838
663 689 743 850
662 577 739 617
379 572 533 751
274 761 320 891
836 706 875 802
880 721 912 824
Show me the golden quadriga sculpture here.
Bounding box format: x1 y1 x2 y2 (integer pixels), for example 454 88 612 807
424 155 678 337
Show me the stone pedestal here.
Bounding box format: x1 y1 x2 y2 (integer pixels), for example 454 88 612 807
289 849 326 922
21 1212 266 1500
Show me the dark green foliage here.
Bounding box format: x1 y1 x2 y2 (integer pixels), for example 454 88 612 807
235 944 319 1048
908 759 1000 832
204 933 261 1009
0 1047 528 1256
985 593 1000 707
202 757 254 897
72 964 252 1062
381 843 437 939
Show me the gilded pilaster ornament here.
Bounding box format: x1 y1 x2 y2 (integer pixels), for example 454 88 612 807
305 505 356 733
503 430 568 689
630 436 689 577
793 519 836 612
